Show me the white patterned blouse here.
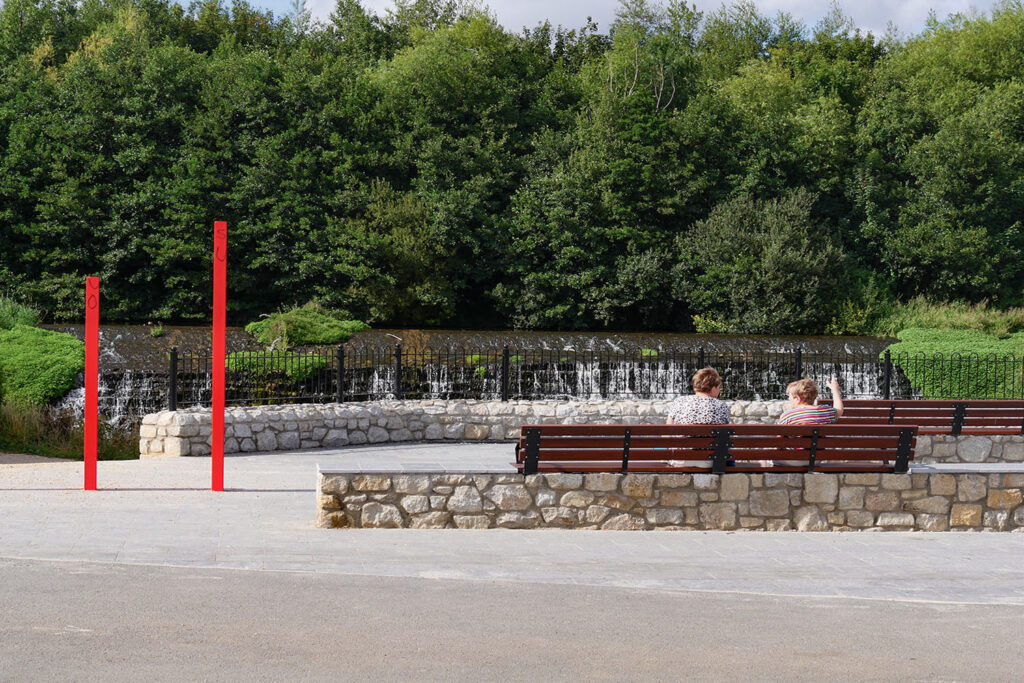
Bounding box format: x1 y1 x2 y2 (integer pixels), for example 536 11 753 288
666 395 731 425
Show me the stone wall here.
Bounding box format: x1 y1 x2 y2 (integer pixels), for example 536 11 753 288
139 399 785 458
915 435 1024 463
140 399 1024 464
316 470 1024 532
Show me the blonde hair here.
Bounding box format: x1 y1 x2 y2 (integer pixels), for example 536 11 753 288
692 367 722 394
787 378 818 403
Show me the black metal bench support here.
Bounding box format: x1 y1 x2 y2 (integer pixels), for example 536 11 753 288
807 428 819 472
894 428 914 473
523 427 541 475
621 428 631 474
951 403 967 436
711 428 733 474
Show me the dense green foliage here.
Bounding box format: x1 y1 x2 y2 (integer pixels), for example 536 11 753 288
674 190 846 333
225 350 327 381
0 324 84 405
887 328 1024 398
0 297 39 329
244 303 369 346
3 0 1024 333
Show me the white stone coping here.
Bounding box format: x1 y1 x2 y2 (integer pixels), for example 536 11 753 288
909 463 1024 474
318 465 517 474
318 463 1024 475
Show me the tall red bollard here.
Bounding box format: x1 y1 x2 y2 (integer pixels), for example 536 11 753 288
212 222 227 491
84 277 99 490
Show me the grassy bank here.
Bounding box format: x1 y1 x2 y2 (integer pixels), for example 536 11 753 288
0 401 138 461
873 299 1024 339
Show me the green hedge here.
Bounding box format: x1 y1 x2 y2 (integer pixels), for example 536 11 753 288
0 325 85 406
225 351 327 382
245 304 369 347
886 328 1024 399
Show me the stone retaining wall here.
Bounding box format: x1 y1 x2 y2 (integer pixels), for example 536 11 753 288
316 470 1024 532
916 434 1024 464
140 399 1024 464
139 399 784 458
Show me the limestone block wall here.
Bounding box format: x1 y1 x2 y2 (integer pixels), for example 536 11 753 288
316 470 1024 532
139 399 786 458
140 399 1024 463
915 435 1024 463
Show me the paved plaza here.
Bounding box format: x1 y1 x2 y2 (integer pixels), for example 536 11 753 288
3 443 1024 680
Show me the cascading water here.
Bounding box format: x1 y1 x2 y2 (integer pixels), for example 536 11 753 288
47 324 910 427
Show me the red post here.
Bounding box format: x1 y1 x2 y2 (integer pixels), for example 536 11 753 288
84 277 99 490
212 221 227 491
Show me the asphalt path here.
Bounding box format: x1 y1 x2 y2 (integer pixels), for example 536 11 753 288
2 445 1024 681
4 558 1024 682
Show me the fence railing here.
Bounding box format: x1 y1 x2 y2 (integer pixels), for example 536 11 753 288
162 345 1024 410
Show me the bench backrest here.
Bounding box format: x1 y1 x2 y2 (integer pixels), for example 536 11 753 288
821 399 1024 435
517 423 917 475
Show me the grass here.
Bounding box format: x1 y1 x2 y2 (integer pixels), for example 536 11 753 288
873 298 1024 338
885 328 1024 399
0 297 39 330
150 322 165 338
0 401 138 460
225 351 328 382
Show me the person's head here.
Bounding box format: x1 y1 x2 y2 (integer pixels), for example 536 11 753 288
787 378 818 407
693 367 722 397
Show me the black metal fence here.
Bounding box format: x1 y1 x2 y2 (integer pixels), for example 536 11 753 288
162 345 1024 410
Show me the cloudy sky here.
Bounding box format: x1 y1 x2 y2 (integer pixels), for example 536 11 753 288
282 0 1003 38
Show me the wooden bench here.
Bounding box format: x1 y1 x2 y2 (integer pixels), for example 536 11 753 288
821 399 1024 435
515 423 917 475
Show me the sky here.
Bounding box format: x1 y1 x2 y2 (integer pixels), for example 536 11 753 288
272 0 1005 38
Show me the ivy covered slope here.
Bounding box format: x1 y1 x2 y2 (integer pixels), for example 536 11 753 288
887 328 1024 399
0 325 84 406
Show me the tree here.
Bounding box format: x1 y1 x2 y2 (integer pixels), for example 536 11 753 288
673 190 848 334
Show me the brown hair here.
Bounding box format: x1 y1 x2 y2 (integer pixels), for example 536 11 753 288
787 378 818 403
692 367 722 394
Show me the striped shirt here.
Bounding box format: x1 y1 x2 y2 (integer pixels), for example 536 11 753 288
778 405 838 425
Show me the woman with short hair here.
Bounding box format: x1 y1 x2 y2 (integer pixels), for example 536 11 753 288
666 367 731 425
778 378 844 425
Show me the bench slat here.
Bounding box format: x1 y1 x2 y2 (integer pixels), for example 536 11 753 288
517 423 916 474
823 399 1024 408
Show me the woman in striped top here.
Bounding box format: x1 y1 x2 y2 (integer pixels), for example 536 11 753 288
778 378 844 425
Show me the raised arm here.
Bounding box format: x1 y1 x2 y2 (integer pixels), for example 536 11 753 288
828 378 844 416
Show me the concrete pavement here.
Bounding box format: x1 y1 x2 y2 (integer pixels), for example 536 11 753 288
3 443 1024 680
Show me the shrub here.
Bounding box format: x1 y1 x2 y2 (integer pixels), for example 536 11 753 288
0 297 39 330
639 348 658 358
0 325 84 406
245 303 369 347
885 328 1024 398
873 298 1024 339
825 271 897 336
0 400 138 460
225 351 328 382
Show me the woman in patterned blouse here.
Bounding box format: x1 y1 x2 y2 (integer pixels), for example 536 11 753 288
778 378 845 425
666 367 731 425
